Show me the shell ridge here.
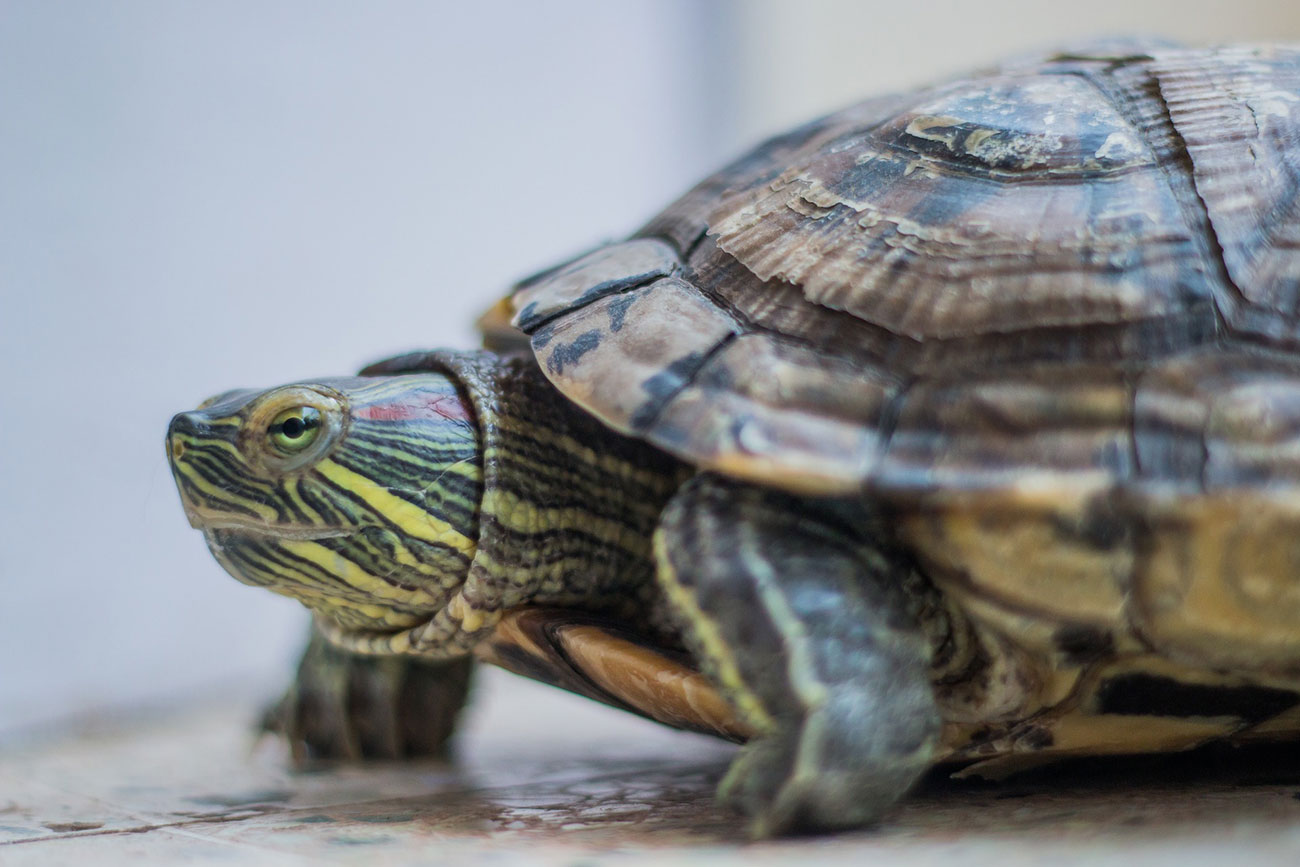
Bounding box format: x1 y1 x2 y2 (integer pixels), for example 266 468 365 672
628 329 741 434
706 57 1222 342
861 375 916 491
516 268 674 335
1151 45 1300 341
1138 50 1252 322
511 238 684 335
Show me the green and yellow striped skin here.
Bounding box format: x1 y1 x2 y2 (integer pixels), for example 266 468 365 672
168 351 687 657
170 374 484 633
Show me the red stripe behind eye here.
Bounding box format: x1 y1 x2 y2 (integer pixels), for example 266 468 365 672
355 393 472 423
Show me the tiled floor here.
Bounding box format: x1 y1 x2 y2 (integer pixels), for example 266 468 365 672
4 667 1300 865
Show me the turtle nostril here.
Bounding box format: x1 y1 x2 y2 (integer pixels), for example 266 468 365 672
167 412 206 461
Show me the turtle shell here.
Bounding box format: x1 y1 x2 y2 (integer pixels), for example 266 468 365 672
506 43 1300 505
500 43 1300 693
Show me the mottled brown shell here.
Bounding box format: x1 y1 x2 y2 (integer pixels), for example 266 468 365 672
488 43 1300 762
506 43 1300 506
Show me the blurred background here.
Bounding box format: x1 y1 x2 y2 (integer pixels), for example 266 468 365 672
3 1 1300 737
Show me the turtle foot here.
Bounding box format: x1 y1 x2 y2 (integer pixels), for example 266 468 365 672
717 704 928 839
262 627 473 763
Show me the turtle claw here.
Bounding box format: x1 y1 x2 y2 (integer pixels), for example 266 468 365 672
717 735 806 838
263 628 473 763
717 718 923 838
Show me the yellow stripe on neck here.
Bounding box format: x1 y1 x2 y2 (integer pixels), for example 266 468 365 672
316 459 478 556
276 538 446 610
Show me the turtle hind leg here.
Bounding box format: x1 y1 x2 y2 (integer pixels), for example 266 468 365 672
655 474 940 837
263 624 474 762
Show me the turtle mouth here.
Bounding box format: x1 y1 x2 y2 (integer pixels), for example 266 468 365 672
184 506 351 541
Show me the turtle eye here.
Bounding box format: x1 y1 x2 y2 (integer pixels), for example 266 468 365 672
268 406 322 454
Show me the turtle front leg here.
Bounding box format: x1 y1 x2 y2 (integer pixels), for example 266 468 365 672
263 623 474 762
655 474 940 837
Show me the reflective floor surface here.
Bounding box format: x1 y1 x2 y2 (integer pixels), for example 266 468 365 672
4 667 1300 865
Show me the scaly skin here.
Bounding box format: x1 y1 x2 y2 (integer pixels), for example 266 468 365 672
168 350 949 835
168 354 684 651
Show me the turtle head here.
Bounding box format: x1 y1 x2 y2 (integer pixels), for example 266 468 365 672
167 374 483 634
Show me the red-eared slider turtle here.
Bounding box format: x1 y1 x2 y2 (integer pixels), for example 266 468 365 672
168 42 1300 837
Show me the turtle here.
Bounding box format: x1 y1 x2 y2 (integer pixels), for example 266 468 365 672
167 40 1300 837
